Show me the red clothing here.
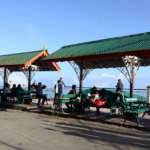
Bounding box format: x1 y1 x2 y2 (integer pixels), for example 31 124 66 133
91 98 105 107
69 89 77 94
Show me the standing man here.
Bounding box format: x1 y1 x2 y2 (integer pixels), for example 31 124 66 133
116 79 124 102
36 82 47 106
54 77 65 111
58 77 65 97
54 80 59 101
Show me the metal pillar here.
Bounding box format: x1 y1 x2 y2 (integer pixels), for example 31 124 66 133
79 62 83 94
147 86 150 103
130 60 134 97
23 65 37 91
28 66 31 91
3 67 7 89
68 61 92 93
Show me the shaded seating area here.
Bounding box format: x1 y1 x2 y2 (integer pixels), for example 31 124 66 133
0 82 41 105
55 88 110 113
0 47 60 106
0 32 150 128
83 88 150 125
40 32 150 126
55 88 150 126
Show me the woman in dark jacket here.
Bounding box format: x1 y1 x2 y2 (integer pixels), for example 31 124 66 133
116 79 124 102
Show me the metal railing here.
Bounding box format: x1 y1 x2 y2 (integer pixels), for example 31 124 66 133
44 86 147 99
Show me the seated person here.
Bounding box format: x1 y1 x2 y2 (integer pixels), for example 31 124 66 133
65 84 77 112
4 83 11 94
30 84 37 97
2 83 11 103
15 84 25 103
16 84 25 95
11 84 17 97
90 86 106 113
36 82 47 106
90 86 99 99
32 80 37 87
68 85 77 94
16 84 24 92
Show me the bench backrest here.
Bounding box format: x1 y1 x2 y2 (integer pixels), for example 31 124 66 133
124 97 138 103
62 94 76 99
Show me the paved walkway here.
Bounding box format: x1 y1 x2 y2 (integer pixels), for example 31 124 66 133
5 99 150 130
0 109 150 150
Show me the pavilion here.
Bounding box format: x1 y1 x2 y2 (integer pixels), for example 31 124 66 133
41 32 150 97
0 46 60 91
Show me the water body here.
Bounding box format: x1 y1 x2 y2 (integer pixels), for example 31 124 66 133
44 87 147 99
0 85 147 99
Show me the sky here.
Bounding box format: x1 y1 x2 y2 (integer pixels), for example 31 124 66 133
0 0 150 89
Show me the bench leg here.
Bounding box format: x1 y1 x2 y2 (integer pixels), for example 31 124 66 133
136 114 140 126
142 112 146 119
123 112 127 124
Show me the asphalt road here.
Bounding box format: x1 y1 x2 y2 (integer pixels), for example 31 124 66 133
0 109 149 150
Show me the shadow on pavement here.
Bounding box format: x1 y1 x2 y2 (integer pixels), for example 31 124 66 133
0 140 24 150
44 121 150 150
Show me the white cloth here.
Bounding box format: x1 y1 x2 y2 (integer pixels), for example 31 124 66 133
55 83 59 94
95 93 99 100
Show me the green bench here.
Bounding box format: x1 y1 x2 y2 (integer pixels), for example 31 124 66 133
53 94 77 111
119 97 150 125
16 90 35 104
0 89 35 104
54 93 89 112
60 91 105 112
61 94 77 104
82 88 150 125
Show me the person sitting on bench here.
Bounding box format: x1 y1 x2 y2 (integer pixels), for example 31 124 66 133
2 83 11 103
11 84 17 97
65 84 77 112
90 86 106 113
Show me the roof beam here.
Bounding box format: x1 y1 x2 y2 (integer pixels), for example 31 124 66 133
24 50 48 70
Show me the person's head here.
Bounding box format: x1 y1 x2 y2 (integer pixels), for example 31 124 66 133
60 77 62 81
72 84 76 90
118 79 122 83
12 84 16 88
32 80 37 86
38 82 42 86
57 80 60 83
93 85 97 89
17 84 22 88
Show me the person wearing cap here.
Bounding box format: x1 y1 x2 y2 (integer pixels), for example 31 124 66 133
116 79 124 102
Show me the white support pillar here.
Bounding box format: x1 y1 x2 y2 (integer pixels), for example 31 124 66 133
117 56 141 97
147 85 150 103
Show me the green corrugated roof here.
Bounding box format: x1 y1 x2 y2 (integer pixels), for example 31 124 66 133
44 32 150 61
0 50 42 66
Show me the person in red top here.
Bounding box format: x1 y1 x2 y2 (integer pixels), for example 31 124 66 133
68 85 77 94
90 86 106 114
66 85 77 112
